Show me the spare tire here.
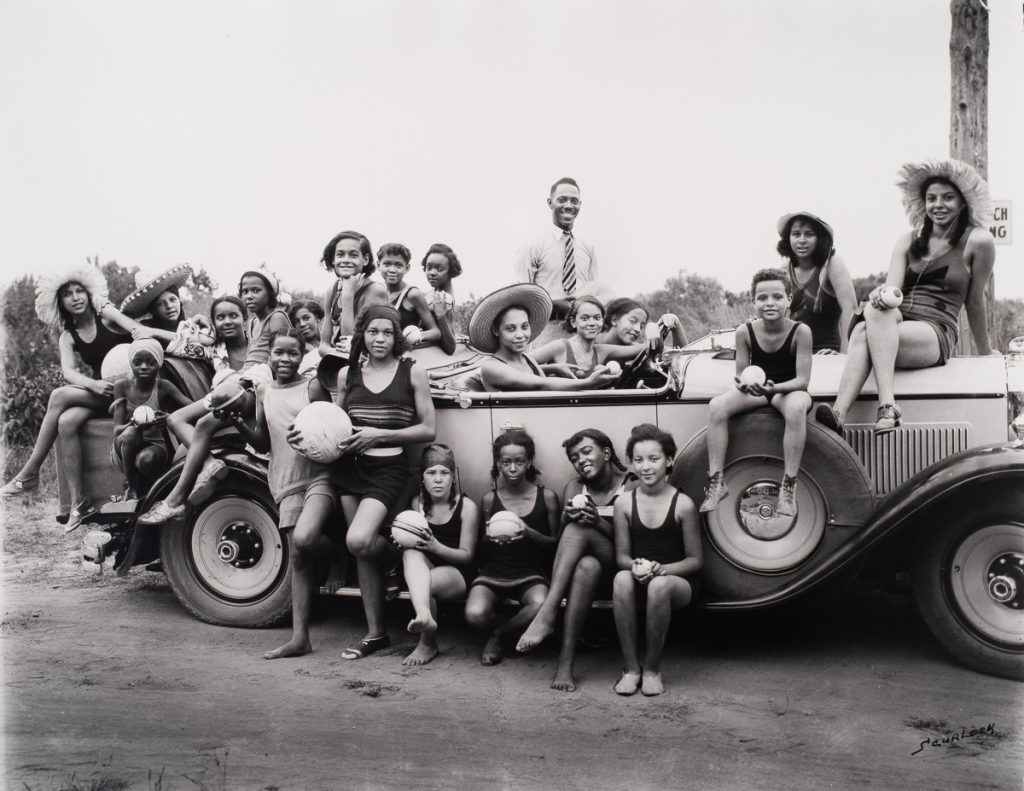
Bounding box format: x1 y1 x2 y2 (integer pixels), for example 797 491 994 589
671 408 874 599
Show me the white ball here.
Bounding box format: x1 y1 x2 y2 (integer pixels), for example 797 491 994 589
879 285 904 309
100 344 133 380
391 510 432 548
403 325 423 344
632 558 654 579
291 401 353 464
132 405 156 425
605 360 621 376
644 322 662 342
487 510 523 539
740 365 767 387
570 493 590 509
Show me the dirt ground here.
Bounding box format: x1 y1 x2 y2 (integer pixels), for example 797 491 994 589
2 496 1022 791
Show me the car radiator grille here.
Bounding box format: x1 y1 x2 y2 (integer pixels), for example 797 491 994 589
844 423 970 496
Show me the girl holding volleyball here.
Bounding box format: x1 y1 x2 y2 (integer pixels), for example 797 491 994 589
232 328 337 659
398 443 479 665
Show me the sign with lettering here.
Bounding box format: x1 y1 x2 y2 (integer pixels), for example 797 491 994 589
990 200 1011 245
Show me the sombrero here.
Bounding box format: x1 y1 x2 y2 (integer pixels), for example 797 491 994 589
120 264 193 317
467 284 553 353
34 264 110 329
776 211 835 241
896 158 993 229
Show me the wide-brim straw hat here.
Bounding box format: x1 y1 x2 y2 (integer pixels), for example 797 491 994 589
776 211 835 241
120 264 193 317
34 264 110 328
467 284 553 353
896 158 993 229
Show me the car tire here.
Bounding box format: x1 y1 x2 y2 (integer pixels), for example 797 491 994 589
912 495 1024 681
159 477 291 628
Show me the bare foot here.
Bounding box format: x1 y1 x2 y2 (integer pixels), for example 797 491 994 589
407 614 437 635
515 615 554 654
480 634 503 666
614 670 642 696
551 665 577 692
641 671 664 696
402 642 439 666
263 637 312 660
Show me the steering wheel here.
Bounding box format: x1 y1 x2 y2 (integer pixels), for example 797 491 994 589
613 347 651 389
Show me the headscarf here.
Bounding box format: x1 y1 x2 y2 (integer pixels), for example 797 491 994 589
129 337 164 368
359 304 402 326
420 443 456 473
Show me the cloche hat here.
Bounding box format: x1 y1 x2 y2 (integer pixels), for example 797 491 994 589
467 284 553 354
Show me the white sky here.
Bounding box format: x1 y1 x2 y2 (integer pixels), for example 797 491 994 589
2 0 1022 304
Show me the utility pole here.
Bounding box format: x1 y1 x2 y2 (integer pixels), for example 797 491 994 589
949 0 991 354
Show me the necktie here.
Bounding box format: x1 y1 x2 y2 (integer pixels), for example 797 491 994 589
562 230 577 297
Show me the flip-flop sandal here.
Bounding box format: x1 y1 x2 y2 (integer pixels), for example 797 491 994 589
340 635 391 660
64 499 97 533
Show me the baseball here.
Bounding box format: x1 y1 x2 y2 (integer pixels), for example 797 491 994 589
403 325 423 344
570 493 590 509
632 558 654 579
605 360 621 376
878 285 903 309
740 365 767 388
132 405 156 425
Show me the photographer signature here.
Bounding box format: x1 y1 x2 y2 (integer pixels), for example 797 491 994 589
911 722 998 756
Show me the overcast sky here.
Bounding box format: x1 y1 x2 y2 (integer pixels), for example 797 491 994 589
2 0 1021 305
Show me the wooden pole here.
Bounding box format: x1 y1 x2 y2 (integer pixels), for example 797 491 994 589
949 0 991 354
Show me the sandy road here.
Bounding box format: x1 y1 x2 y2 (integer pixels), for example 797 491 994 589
2 498 1022 791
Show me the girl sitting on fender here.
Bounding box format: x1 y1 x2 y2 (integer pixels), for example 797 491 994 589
701 268 813 518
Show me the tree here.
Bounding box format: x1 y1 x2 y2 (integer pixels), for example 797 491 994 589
95 257 138 307
637 271 748 342
191 267 218 294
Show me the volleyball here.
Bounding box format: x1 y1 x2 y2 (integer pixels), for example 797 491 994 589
403 325 423 345
570 494 590 509
100 344 133 380
291 401 353 464
739 365 767 388
878 285 904 309
605 361 621 376
632 557 654 579
132 405 157 426
486 510 523 540
391 510 432 548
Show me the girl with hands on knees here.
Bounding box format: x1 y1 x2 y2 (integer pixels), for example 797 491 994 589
612 424 701 697
466 429 559 667
397 444 479 666
701 268 813 518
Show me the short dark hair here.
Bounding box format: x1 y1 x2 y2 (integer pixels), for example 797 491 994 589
321 230 375 275
237 272 278 309
420 243 463 280
625 423 677 463
209 295 247 341
562 295 605 334
491 428 539 482
563 428 627 472
549 177 580 196
602 297 647 331
269 327 306 354
287 298 324 323
750 268 791 299
377 243 411 264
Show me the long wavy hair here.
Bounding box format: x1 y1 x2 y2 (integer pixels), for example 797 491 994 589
56 281 99 331
776 215 835 268
908 177 972 259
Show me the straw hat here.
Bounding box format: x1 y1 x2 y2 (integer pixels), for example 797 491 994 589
776 211 835 241
120 264 193 317
34 264 110 329
467 284 553 353
896 158 993 229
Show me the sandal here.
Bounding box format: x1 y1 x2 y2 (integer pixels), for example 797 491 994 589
64 499 97 533
814 404 844 436
340 634 391 660
874 403 903 433
1 473 40 498
137 500 187 526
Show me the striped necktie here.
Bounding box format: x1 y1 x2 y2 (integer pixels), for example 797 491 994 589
561 230 577 297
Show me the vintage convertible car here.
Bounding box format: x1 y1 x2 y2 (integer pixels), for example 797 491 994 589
64 335 1024 680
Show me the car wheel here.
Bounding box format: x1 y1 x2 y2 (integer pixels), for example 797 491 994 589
159 478 291 627
912 501 1024 680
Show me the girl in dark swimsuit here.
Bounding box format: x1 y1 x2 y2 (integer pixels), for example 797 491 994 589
377 242 441 346
399 444 479 666
612 424 701 697
2 266 144 529
466 430 560 666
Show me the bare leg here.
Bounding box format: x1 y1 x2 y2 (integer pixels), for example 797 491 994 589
706 388 767 472
161 412 228 508
832 324 873 419
117 425 145 497
612 570 642 694
265 494 334 659
773 391 812 477
167 399 209 447
862 305 903 407
518 524 612 653
404 566 465 666
403 549 437 634
552 555 601 692
15 386 106 478
58 406 97 505
344 497 391 641
494 583 547 641
641 576 694 696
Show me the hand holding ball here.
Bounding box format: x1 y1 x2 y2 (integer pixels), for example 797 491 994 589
132 405 156 426
487 511 524 541
391 510 433 548
632 558 654 580
570 494 590 510
605 361 621 376
403 325 423 345
290 401 353 463
878 286 903 309
739 365 767 388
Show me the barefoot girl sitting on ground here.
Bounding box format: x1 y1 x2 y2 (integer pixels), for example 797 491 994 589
229 329 337 660
516 428 636 692
399 443 479 666
465 429 559 666
701 268 813 518
612 423 701 697
109 339 191 503
1 265 147 529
